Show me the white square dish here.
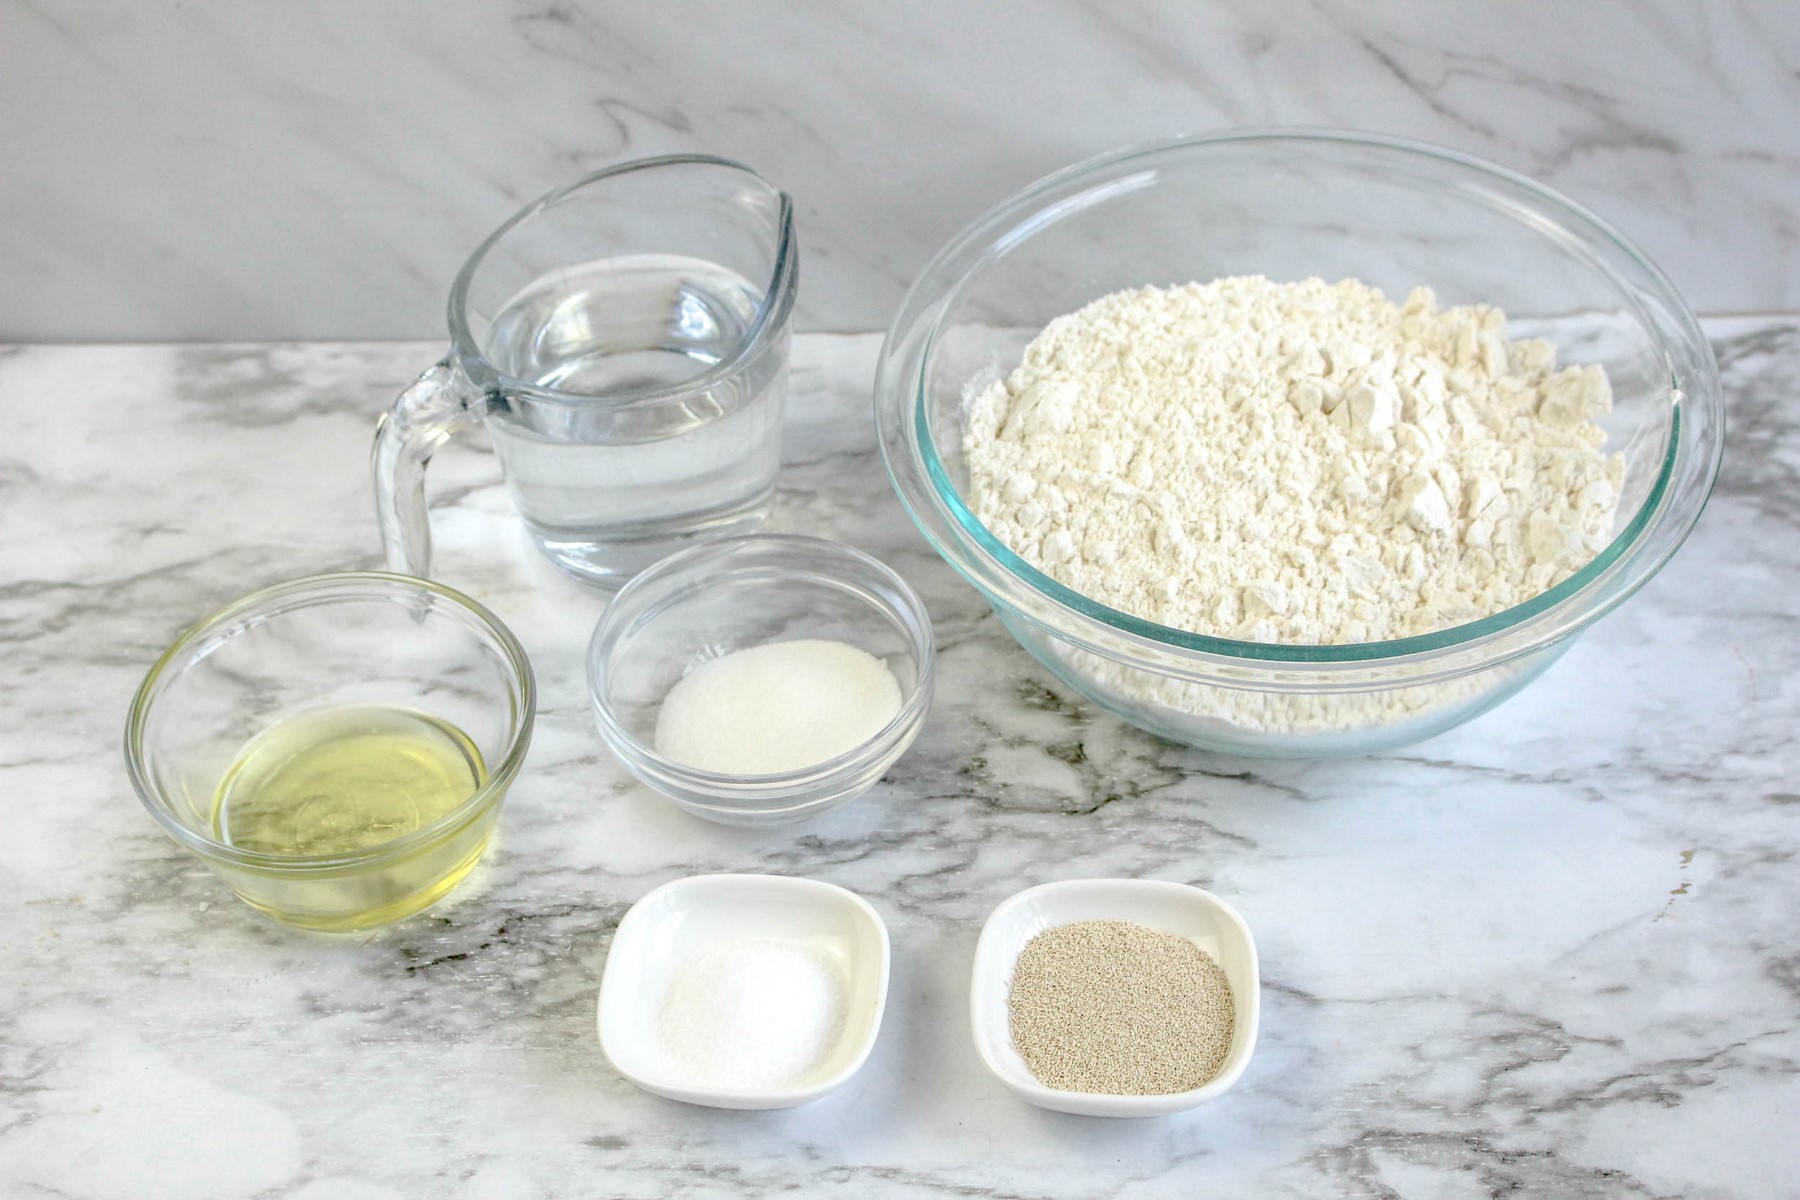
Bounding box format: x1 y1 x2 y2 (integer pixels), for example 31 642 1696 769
970 878 1260 1117
598 873 890 1109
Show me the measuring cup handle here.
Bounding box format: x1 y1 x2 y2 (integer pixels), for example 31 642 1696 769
371 356 490 579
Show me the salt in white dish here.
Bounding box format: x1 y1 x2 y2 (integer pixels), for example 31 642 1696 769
970 878 1260 1117
598 873 891 1109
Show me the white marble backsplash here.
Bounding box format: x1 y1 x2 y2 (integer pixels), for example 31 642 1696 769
2 0 1797 341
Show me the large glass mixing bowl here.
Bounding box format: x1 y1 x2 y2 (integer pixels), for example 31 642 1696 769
874 130 1724 757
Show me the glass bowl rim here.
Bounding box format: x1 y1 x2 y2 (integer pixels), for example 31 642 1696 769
123 570 537 871
878 127 1724 670
586 533 937 796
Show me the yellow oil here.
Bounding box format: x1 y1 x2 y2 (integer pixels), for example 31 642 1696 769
211 705 493 930
214 705 486 855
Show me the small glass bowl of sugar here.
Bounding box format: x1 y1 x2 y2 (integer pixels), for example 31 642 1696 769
587 534 935 825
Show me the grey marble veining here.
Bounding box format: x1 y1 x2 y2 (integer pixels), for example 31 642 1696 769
2 325 1798 1197
2 1 1798 341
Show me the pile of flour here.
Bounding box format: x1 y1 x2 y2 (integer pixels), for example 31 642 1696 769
964 277 1624 646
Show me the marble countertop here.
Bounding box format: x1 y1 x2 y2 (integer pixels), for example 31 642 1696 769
3 324 1797 1198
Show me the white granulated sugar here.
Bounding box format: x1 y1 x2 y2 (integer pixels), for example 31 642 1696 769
654 638 903 774
965 277 1624 647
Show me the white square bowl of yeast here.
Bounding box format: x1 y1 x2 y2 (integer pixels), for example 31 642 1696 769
971 878 1260 1117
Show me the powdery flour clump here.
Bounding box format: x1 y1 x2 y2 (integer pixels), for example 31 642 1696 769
964 277 1624 646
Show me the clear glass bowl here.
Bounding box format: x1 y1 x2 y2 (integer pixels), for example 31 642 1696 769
587 535 935 825
125 573 535 930
874 130 1724 758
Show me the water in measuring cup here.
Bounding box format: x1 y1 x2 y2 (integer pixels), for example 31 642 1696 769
480 254 786 586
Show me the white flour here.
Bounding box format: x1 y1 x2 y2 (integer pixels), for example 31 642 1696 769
965 277 1624 648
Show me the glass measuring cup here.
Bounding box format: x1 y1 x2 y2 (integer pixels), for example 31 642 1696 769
374 156 797 588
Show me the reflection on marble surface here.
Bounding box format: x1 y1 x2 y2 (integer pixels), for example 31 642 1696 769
2 2 1798 340
2 325 1797 1196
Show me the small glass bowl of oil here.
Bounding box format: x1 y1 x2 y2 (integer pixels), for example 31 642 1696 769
125 573 535 932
